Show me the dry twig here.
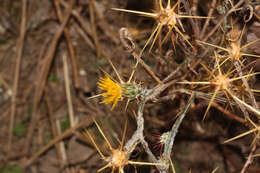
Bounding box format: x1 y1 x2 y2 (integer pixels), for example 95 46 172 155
63 54 75 126
203 0 245 42
24 0 76 156
7 0 27 159
54 0 80 89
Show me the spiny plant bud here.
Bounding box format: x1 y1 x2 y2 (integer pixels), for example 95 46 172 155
154 131 171 153
109 149 129 168
227 28 241 42
159 131 170 146
122 83 143 101
97 74 145 109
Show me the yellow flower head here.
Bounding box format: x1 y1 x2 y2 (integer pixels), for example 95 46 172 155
97 75 122 109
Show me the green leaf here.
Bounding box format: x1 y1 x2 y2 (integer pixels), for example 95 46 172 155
13 123 26 136
61 113 70 132
48 76 60 82
2 165 23 173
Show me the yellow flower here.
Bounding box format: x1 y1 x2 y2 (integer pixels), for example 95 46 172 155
97 75 122 109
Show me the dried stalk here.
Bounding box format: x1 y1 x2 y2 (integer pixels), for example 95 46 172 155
7 0 26 159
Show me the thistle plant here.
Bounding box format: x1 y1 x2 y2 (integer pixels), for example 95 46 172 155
86 18 260 173
83 2 260 171
178 52 260 120
85 120 165 173
97 73 143 110
112 0 210 53
90 52 146 110
88 50 195 172
198 24 260 112
197 25 260 63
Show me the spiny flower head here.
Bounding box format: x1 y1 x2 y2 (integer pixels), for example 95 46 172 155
211 74 230 90
110 149 128 168
227 28 243 61
157 0 178 26
98 74 122 110
112 0 210 52
85 120 165 173
178 53 260 120
97 74 144 110
197 26 260 62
